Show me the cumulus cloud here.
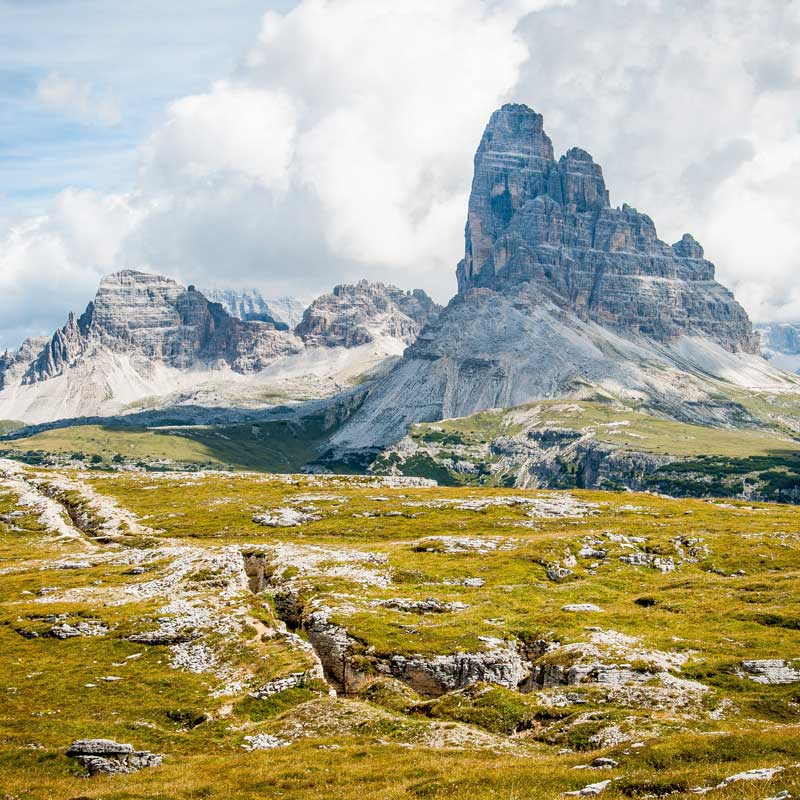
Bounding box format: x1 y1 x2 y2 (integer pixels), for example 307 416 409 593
36 72 122 127
127 0 532 297
0 189 138 350
3 0 800 350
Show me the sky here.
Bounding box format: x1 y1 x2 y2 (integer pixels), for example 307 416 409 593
1 0 799 351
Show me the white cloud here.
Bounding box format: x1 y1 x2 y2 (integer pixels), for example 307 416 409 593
4 0 800 350
36 72 122 127
0 189 139 349
127 0 532 298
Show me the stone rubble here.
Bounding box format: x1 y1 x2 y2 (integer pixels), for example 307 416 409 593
691 766 785 794
741 659 800 685
564 779 612 796
252 507 323 527
242 734 291 751
376 597 469 614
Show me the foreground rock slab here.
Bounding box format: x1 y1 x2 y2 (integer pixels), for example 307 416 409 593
67 739 162 776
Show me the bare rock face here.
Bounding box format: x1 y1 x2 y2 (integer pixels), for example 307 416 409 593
12 271 304 385
296 280 440 348
66 739 162 776
741 659 800 685
91 271 303 372
458 104 757 353
0 335 50 390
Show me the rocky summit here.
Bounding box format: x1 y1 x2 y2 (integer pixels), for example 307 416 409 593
11 270 303 386
295 280 440 348
459 104 757 353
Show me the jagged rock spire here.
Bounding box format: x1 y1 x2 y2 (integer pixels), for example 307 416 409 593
458 103 757 353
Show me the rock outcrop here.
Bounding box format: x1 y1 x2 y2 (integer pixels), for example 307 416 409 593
459 104 757 353
14 271 304 385
296 280 440 348
66 739 162 776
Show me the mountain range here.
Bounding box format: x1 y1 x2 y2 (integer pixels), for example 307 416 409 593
2 103 799 500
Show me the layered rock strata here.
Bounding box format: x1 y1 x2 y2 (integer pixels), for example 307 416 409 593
3 270 304 386
330 104 778 454
296 280 440 348
459 104 757 352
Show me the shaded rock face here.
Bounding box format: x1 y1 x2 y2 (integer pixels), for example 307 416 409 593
458 104 757 353
0 335 50 390
759 323 800 354
66 739 162 776
16 271 304 384
296 280 440 348
305 608 530 697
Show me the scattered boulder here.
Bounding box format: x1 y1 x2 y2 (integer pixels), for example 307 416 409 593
546 564 574 582
242 734 290 751
377 597 469 614
250 669 321 699
741 659 800 685
252 507 322 527
619 553 675 573
564 779 612 796
66 739 162 776
562 604 603 613
50 620 108 639
591 757 619 769
691 765 784 794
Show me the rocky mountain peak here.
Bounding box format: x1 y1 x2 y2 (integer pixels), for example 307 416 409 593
479 103 555 161
295 281 440 349
672 233 704 259
459 104 757 354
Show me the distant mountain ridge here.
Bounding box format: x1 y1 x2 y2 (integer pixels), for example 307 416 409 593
0 272 438 425
757 322 800 374
204 288 307 329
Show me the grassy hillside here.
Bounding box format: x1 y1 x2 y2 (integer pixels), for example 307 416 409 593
419 400 800 458
0 414 337 472
375 401 800 500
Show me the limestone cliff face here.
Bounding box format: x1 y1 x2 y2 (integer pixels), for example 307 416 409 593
17 271 304 385
295 280 440 349
458 104 757 353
